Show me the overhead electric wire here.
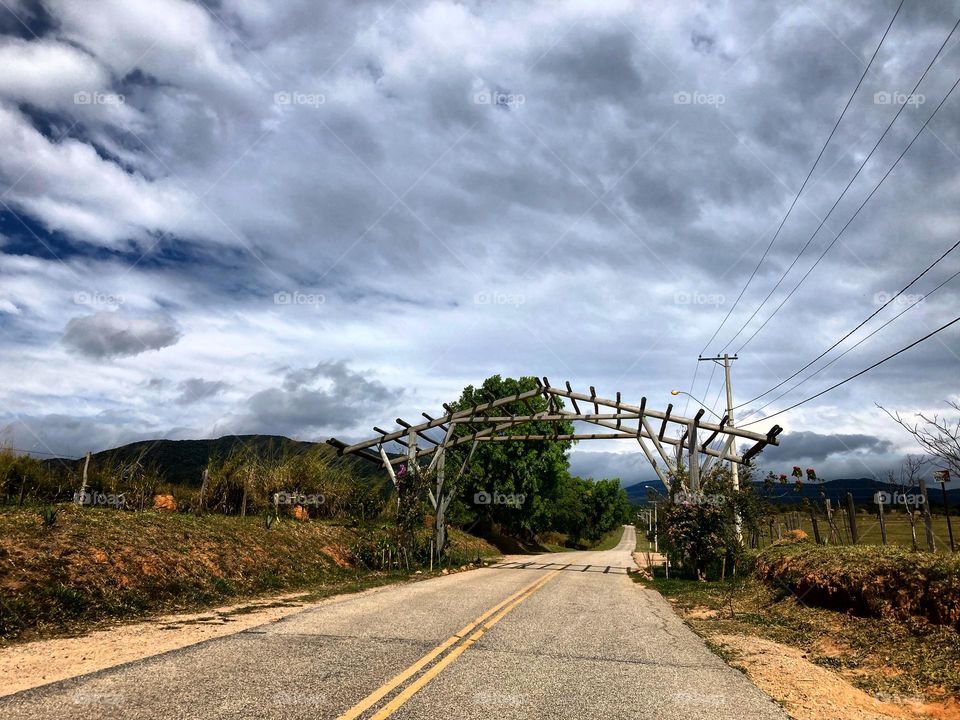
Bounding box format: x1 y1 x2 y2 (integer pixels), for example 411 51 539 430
719 13 960 354
740 312 960 426
687 0 906 410
734 237 960 409
740 266 960 422
3 447 78 458
698 0 906 356
733 69 960 354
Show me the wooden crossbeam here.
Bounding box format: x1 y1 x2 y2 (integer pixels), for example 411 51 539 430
454 413 640 423
565 381 582 413
544 387 774 445
338 387 544 455
688 409 704 490
422 412 449 432
640 415 673 469
742 425 783 465
396 418 443 446
558 410 743 464
475 432 635 442
700 414 729 452
637 397 646 439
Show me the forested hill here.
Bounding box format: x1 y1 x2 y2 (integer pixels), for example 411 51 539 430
44 435 382 487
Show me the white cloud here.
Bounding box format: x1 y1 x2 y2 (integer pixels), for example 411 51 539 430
0 0 957 473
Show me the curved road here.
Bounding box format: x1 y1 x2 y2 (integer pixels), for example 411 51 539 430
2 526 786 719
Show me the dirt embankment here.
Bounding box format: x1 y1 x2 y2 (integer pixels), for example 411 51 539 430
0 506 498 645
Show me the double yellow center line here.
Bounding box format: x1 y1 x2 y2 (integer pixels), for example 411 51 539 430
337 570 559 720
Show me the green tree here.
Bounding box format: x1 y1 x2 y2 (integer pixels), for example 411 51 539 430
450 375 572 538
548 474 631 545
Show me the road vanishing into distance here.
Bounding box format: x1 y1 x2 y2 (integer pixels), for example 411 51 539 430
2 526 787 719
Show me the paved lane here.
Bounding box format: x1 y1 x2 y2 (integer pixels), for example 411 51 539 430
1 526 786 719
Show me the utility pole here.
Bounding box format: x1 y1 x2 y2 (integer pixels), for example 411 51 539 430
699 354 742 543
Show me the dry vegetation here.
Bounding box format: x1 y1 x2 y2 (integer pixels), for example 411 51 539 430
0 504 499 645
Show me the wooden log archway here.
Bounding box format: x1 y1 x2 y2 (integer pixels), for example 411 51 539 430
328 377 782 557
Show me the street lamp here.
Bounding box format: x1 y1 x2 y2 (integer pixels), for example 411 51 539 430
670 390 723 419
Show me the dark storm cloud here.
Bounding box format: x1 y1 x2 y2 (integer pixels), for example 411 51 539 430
568 450 655 485
540 27 644 101
176 378 228 405
763 431 894 462
223 361 402 436
61 312 181 359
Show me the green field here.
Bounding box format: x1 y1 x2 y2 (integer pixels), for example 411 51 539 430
632 508 958 553
758 510 957 553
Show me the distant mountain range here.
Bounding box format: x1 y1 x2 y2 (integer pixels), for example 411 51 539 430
43 436 960 509
622 477 960 507
44 435 384 486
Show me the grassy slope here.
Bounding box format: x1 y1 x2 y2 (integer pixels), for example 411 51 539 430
0 506 499 645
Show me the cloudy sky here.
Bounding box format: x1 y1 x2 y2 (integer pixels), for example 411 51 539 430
1 0 959 484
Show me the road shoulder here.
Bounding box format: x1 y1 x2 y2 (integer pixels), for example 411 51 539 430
0 582 405 697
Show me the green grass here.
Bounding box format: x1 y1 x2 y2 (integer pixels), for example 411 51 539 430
590 525 625 551
762 510 957 553
634 524 656 553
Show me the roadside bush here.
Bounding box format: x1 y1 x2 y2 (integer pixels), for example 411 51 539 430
0 448 65 506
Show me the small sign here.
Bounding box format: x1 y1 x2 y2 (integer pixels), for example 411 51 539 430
934 469 950 482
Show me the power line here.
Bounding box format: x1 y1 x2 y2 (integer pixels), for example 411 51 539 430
3 447 80 459
740 311 960 426
689 0 906 409
719 14 960 354
735 237 960 409
741 266 960 421
698 0 906 356
733 69 960 353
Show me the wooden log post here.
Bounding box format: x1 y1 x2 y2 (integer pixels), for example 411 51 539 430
877 493 888 545
75 451 91 506
940 480 956 553
806 501 822 544
919 479 936 553
846 492 858 544
433 445 447 558
198 468 209 515
823 498 840 544
687 411 703 492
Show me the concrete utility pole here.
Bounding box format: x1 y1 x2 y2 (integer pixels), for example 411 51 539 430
722 354 742 543
699 354 742 543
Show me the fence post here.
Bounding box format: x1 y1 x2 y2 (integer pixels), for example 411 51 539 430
75 451 91 506
807 502 822 544
941 480 956 553
877 495 887 545
197 468 209 515
919 479 936 553
846 493 858 544
824 498 838 544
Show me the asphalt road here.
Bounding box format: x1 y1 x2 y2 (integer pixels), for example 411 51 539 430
2 526 787 719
